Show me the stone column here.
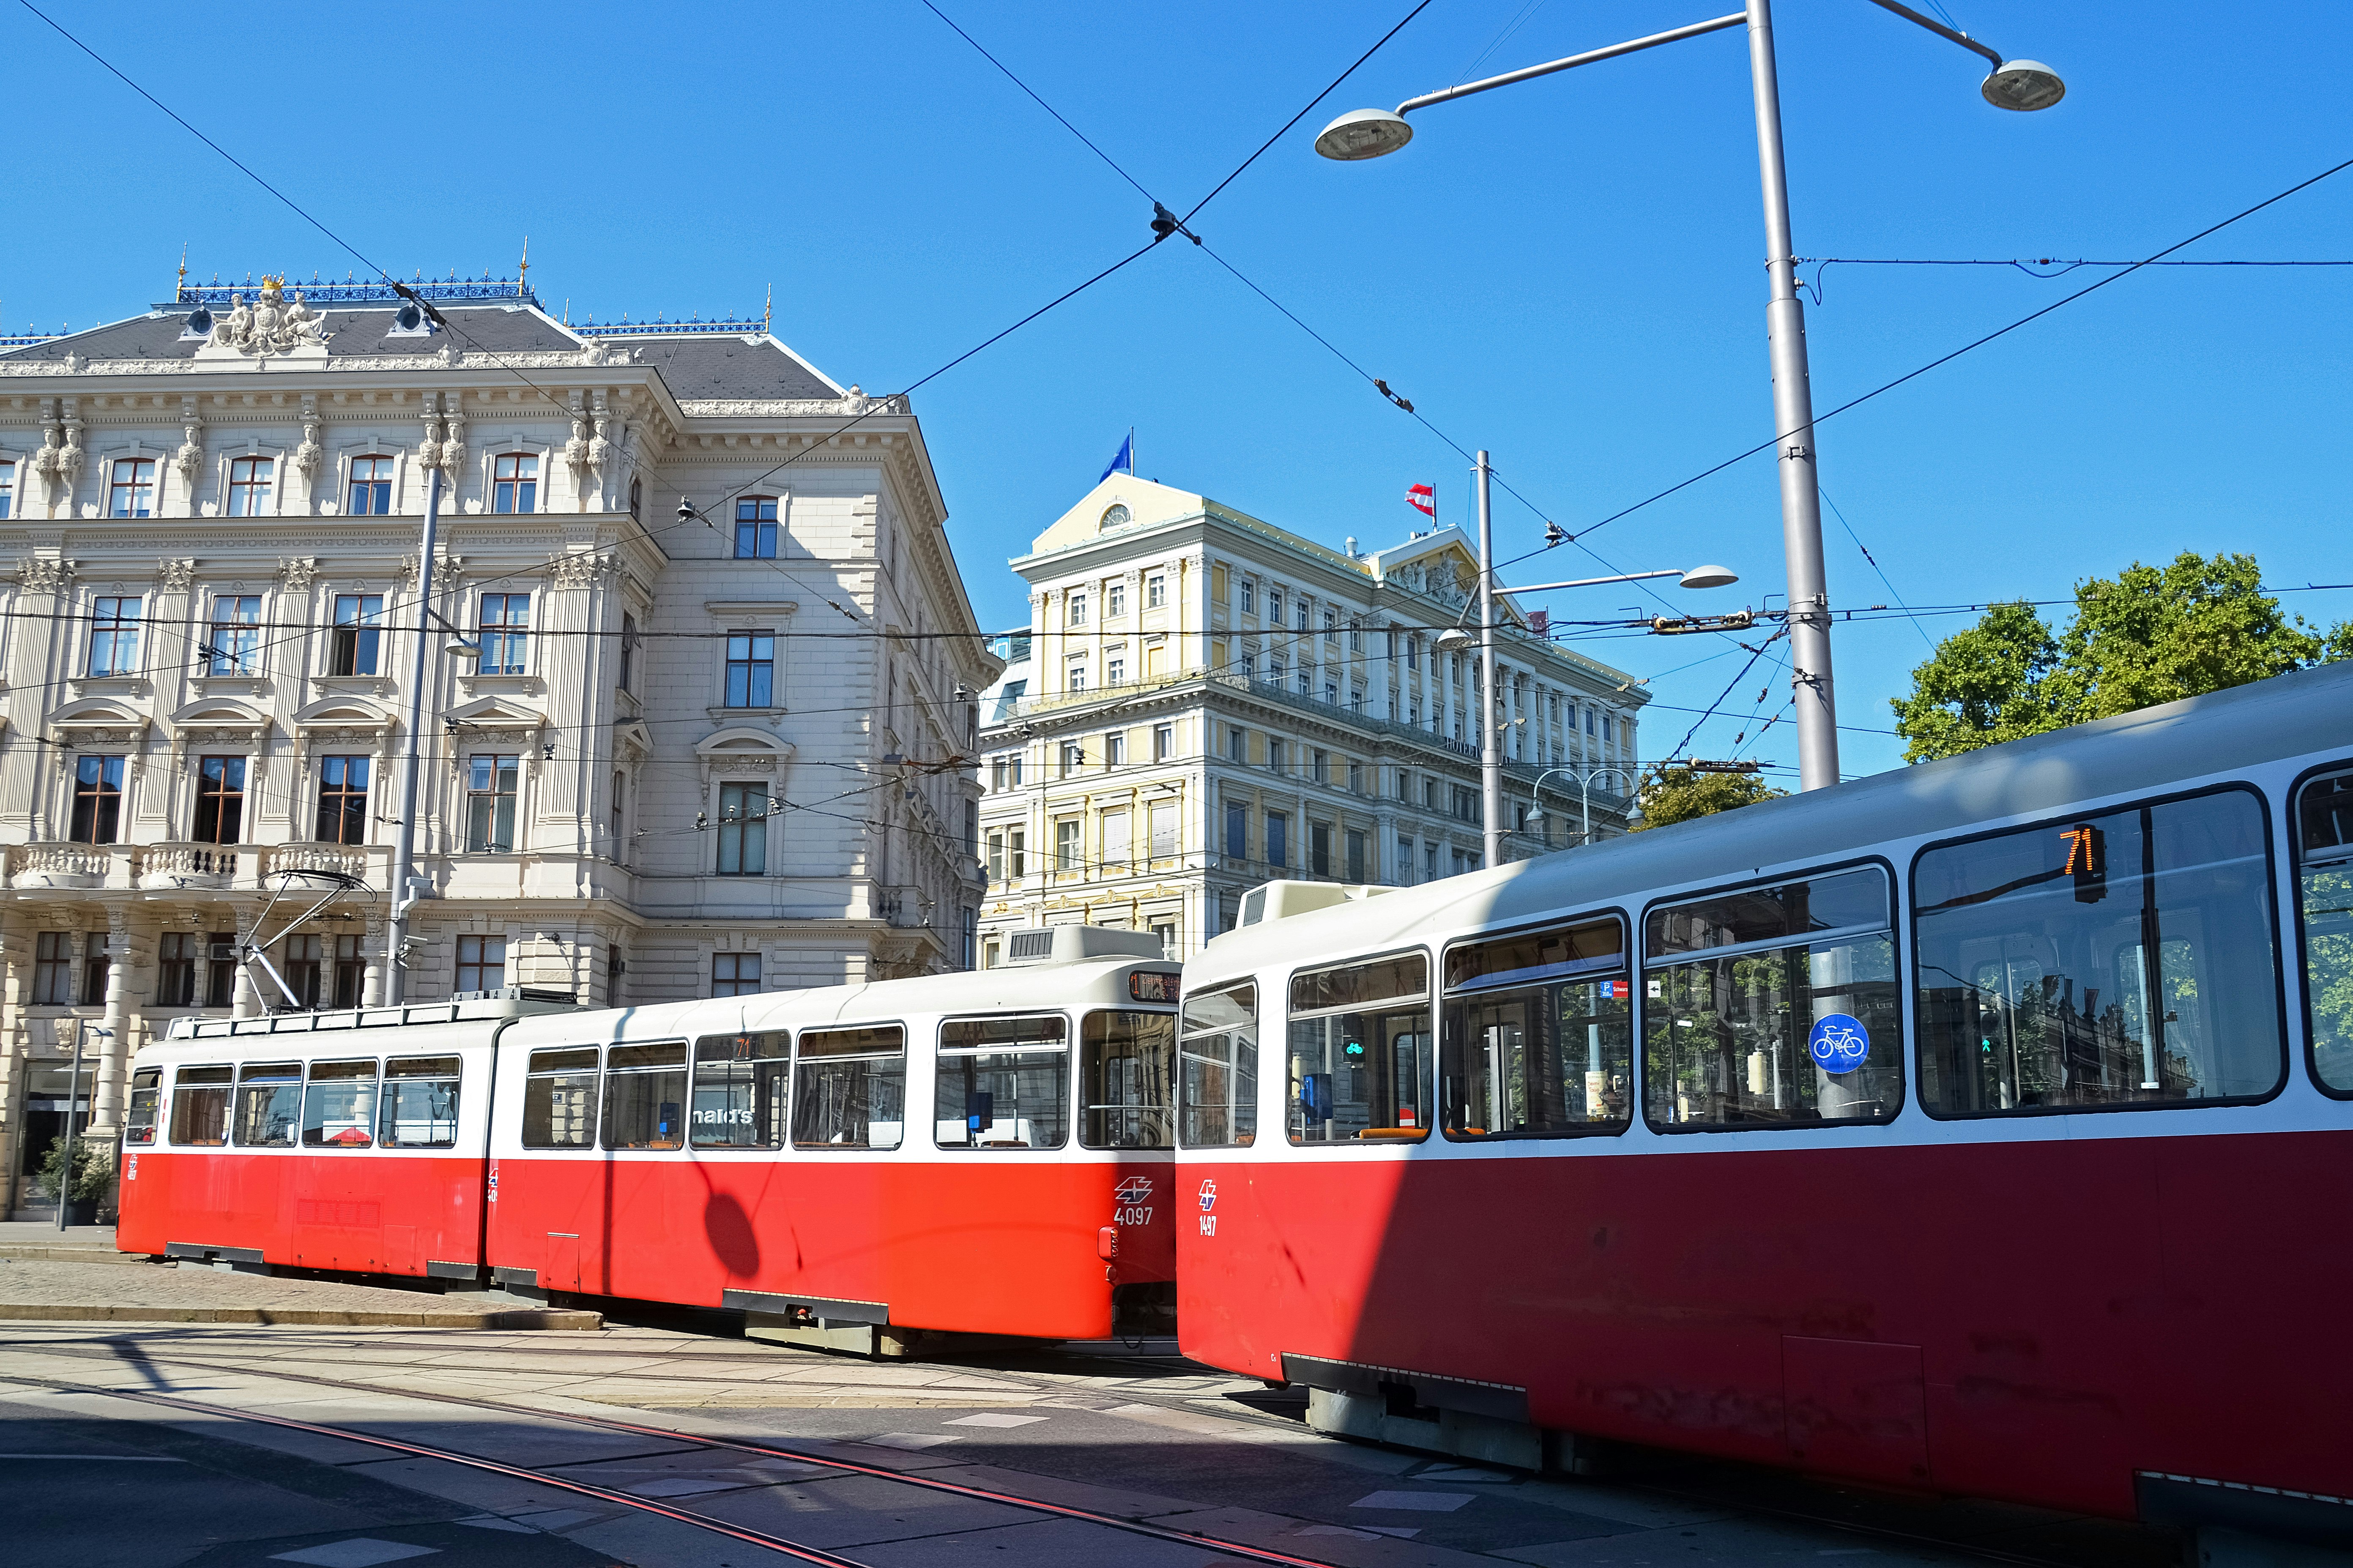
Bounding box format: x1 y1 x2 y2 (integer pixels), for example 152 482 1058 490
361 914 387 1008
85 910 134 1138
233 908 263 1019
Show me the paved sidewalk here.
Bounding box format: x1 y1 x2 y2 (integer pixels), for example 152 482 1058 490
0 1255 600 1329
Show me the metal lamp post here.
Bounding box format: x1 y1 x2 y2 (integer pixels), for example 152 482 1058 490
1316 0 2063 792
1527 764 1641 850
383 464 446 1007
55 1019 110 1232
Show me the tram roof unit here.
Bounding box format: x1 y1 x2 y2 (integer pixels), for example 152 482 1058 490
160 989 586 1041
1190 659 2353 991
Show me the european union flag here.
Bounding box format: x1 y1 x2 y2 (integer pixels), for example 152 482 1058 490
1099 433 1133 483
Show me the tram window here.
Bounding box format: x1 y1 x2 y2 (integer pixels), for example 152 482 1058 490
169 1065 230 1146
1081 1010 1175 1149
232 1062 303 1147
936 1014 1069 1150
1288 952 1432 1143
301 1059 378 1148
1916 787 2285 1116
603 1042 689 1151
692 1032 789 1149
124 1068 162 1146
2297 768 2353 1094
380 1055 462 1148
1179 983 1258 1147
522 1046 600 1149
1644 867 1901 1130
1442 915 1631 1139
793 1025 905 1150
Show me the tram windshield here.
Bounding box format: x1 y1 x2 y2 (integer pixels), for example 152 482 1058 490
692 1032 788 1149
1442 916 1631 1138
936 1014 1069 1149
2298 769 2353 1093
1289 952 1432 1144
301 1058 377 1147
793 1025 904 1150
603 1042 687 1151
1180 983 1257 1147
1081 1010 1174 1149
379 1055 461 1148
233 1061 301 1147
123 1067 161 1146
170 1065 230 1146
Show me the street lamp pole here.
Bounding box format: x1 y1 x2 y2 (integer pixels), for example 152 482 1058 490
1314 1 2062 793
1475 451 1503 866
384 463 445 1006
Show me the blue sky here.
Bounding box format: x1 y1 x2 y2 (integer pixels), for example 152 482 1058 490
7 0 2348 780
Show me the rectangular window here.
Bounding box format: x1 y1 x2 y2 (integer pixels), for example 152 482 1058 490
1105 731 1126 766
330 594 383 676
194 756 246 844
988 828 1006 881
87 596 141 677
1324 607 1338 637
734 496 779 558
1056 817 1082 872
80 932 110 1006
0 459 13 518
1067 664 1087 693
1239 579 1254 614
301 1059 378 1148
618 612 638 692
936 1014 1070 1149
1398 835 1414 885
1310 821 1331 877
69 755 124 844
692 1032 789 1149
1107 654 1126 686
347 455 394 516
1916 788 2284 1115
109 457 155 517
465 754 518 852
2301 768 2353 1094
1153 724 1174 762
1102 809 1131 872
332 934 364 1009
1081 1009 1174 1149
793 1025 906 1150
522 1046 599 1148
1007 828 1025 878
1149 800 1177 862
205 932 238 1008
156 932 197 1008
285 933 323 1008
1266 811 1288 869
1225 800 1247 862
1108 582 1126 618
124 1066 161 1146
1345 829 1366 883
712 951 763 995
1268 587 1284 623
478 593 530 675
207 596 260 675
1227 726 1246 762
1645 866 1901 1130
492 453 538 514
1289 952 1431 1143
1146 573 1166 608
1312 748 1329 785
1068 590 1088 626
380 1054 461 1148
315 755 369 845
1182 982 1257 1147
710 780 767 879
1060 741 1083 777
1150 919 1177 958
227 456 274 517
1443 916 1631 1139
602 1040 689 1150
722 631 775 709
455 933 506 993
169 1065 231 1145
233 1061 302 1147
1297 602 1311 633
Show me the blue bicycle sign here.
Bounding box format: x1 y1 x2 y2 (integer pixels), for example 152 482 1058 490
1808 1013 1871 1074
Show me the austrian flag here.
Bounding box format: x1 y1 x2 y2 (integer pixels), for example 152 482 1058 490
1406 482 1436 519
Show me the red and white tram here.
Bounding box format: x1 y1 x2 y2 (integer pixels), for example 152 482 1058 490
1175 661 2353 1547
119 925 1180 1344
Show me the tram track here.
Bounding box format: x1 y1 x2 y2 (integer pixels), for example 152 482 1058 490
0 1330 2140 1568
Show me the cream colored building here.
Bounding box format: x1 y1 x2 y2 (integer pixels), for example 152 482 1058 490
0 274 994 1214
974 477 1647 965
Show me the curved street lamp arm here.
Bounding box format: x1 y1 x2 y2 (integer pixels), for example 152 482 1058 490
1397 13 1746 115
1857 0 2003 68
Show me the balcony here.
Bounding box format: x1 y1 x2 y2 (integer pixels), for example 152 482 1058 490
2 841 394 894
137 843 241 890
6 843 130 889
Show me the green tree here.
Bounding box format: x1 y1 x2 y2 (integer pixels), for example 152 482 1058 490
1630 765 1787 831
1892 552 2350 764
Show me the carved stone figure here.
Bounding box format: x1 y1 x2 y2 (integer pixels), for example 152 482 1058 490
208 278 331 358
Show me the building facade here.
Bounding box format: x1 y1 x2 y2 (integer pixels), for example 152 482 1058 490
0 274 994 1213
974 477 1647 966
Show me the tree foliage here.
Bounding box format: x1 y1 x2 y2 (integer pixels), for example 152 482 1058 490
1891 552 2350 764
1630 765 1787 831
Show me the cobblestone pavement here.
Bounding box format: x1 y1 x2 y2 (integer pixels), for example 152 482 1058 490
0 1319 2183 1568
0 1255 596 1327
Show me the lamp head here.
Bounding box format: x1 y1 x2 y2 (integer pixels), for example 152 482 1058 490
1677 564 1739 590
1314 107 1414 161
1981 59 2065 112
445 638 482 660
1433 626 1473 653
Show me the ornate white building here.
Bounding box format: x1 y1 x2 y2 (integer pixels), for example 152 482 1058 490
974 477 1647 967
0 274 994 1214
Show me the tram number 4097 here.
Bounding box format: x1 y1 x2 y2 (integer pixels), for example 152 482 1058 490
1115 1205 1154 1226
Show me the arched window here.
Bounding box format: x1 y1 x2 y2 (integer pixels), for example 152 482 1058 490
347 456 394 515
492 453 538 514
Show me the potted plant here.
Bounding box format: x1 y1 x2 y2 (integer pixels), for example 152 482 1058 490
33 1138 114 1227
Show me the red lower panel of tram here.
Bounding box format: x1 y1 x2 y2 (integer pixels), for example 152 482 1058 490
1177 1130 2353 1519
489 1156 1172 1339
115 1148 486 1276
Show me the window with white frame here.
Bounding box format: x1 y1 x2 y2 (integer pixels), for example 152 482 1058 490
1068 590 1088 626
227 456 274 516
87 596 140 677
1146 573 1166 608
0 459 14 519
109 458 155 517
347 455 394 515
206 596 261 675
478 593 530 675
